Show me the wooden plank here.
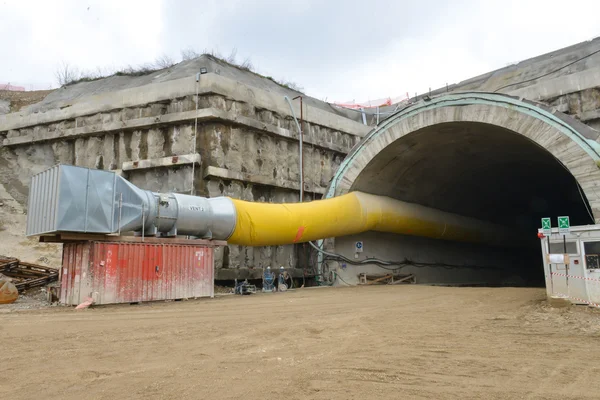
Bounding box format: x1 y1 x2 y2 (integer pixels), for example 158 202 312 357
41 233 113 242
390 275 416 285
14 262 57 273
367 274 393 285
0 258 59 290
52 233 227 247
0 259 19 271
39 236 64 243
15 274 58 291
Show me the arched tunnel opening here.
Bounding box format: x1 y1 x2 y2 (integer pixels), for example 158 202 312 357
336 121 594 287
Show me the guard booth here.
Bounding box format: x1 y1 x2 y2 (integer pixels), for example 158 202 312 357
538 224 600 307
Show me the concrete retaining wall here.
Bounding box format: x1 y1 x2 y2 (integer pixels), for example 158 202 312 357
456 38 600 132
0 64 368 279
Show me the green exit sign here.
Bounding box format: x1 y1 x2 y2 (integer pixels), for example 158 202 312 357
558 216 570 233
541 217 551 234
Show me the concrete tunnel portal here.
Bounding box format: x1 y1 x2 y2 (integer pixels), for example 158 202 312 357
17 91 600 288
327 93 600 286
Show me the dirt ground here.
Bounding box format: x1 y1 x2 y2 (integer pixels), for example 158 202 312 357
2 285 600 400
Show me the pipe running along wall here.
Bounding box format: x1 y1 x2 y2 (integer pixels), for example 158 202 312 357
27 165 517 247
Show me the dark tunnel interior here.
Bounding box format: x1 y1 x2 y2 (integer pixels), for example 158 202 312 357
350 122 594 285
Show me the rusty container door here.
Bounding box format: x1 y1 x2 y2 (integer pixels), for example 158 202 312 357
61 242 92 305
61 241 215 305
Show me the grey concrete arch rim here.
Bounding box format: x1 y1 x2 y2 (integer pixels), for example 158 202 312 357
325 92 600 224
336 92 600 183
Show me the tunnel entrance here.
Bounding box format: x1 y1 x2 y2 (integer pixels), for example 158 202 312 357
347 121 593 286
327 93 600 287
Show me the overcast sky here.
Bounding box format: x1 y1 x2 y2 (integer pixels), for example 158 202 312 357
1 0 600 102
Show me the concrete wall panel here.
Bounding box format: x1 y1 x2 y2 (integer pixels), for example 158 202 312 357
334 232 532 286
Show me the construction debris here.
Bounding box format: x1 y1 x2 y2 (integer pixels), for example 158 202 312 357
75 297 94 310
0 275 18 304
0 257 58 291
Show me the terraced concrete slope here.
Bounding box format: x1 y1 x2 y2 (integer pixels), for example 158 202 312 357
0 55 369 278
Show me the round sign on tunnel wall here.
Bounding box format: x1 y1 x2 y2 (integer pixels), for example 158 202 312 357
355 241 363 253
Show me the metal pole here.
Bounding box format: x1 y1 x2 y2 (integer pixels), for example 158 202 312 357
118 193 123 236
549 263 554 295
547 235 554 295
293 96 304 202
292 95 306 271
284 96 304 203
563 234 569 288
300 96 304 202
190 73 200 195
141 203 145 242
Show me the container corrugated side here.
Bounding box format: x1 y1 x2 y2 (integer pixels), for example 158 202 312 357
60 241 215 305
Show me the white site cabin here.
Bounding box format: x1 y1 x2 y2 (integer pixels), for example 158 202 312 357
539 224 600 306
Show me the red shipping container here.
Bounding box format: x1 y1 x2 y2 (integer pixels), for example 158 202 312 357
60 240 220 305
